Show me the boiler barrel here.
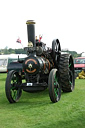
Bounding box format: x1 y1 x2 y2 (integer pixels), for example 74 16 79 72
23 56 51 75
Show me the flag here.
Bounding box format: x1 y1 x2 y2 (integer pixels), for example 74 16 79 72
39 35 42 42
16 38 21 43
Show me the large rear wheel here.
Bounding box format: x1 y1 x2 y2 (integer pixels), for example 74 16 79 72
5 70 22 103
59 54 75 92
48 69 61 103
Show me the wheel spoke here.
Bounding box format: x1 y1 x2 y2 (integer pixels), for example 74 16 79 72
12 90 17 100
54 74 59 97
54 88 58 96
69 63 71 68
11 86 15 90
69 81 72 85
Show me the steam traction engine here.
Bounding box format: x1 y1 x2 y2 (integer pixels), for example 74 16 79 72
5 20 75 103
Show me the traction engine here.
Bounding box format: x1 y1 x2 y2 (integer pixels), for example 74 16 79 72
5 20 75 103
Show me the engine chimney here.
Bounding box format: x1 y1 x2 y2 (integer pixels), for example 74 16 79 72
26 20 36 47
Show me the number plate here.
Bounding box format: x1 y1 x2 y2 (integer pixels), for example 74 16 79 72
27 83 33 86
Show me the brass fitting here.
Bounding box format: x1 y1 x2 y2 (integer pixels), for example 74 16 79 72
26 20 35 25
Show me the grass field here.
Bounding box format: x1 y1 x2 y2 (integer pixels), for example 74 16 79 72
0 73 85 128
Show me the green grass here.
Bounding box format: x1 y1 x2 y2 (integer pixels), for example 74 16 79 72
0 73 85 128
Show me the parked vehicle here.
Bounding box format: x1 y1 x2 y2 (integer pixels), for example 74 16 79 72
0 54 27 72
74 57 85 77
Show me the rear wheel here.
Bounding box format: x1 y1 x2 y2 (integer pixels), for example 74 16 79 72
59 54 75 92
48 69 61 103
5 70 22 103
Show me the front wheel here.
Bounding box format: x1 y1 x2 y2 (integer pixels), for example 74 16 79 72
5 70 22 103
48 69 61 103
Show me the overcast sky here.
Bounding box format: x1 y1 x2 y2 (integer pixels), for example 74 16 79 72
0 0 85 53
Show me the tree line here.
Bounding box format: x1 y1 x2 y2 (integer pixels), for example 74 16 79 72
61 50 81 58
0 48 27 55
0 47 81 58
